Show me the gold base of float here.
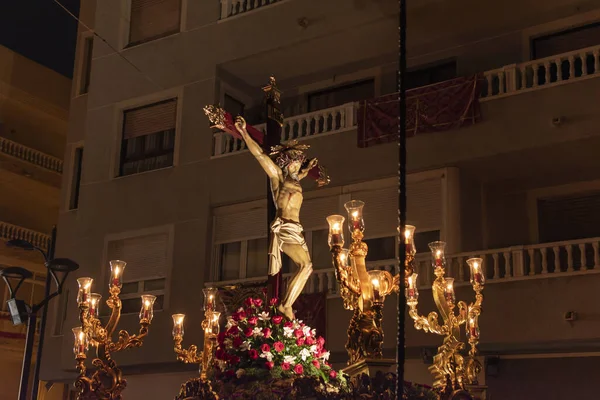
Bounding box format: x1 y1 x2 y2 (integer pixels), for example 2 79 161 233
341 358 396 377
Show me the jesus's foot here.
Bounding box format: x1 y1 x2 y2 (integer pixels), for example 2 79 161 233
278 304 295 321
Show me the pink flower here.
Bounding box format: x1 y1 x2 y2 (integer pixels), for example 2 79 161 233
294 364 304 375
265 361 274 370
232 336 243 347
262 328 272 338
247 316 258 326
284 321 294 329
269 297 279 306
253 298 263 307
329 370 337 379
312 359 320 369
248 349 259 360
244 297 254 307
294 329 304 339
244 327 253 337
274 341 285 352
317 337 325 347
305 337 315 346
261 343 271 353
296 337 305 346
272 315 283 324
281 362 291 371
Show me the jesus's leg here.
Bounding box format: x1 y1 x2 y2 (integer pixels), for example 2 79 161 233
278 242 313 320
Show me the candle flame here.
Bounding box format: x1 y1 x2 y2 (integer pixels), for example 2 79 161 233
473 261 479 269
469 317 475 326
332 222 340 231
78 331 85 342
351 210 359 218
339 253 347 264
446 282 453 291
114 266 120 277
404 230 411 239
372 278 380 288
144 300 151 308
408 274 416 288
436 250 442 258
176 316 184 325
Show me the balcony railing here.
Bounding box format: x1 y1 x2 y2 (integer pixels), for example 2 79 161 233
212 102 356 157
0 136 63 174
220 0 282 20
481 44 600 99
206 237 600 297
0 220 50 251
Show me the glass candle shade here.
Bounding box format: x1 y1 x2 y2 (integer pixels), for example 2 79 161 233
109 260 127 289
89 293 102 318
172 314 185 337
203 288 218 312
338 248 351 268
139 294 157 323
406 273 419 302
326 215 345 247
76 277 93 305
72 327 88 356
368 270 392 304
208 311 221 336
399 225 417 255
344 200 365 233
429 241 447 270
467 257 485 286
443 277 455 305
467 314 480 340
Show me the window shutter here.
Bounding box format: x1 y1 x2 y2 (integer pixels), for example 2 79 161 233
301 196 339 231
107 233 169 282
538 192 600 243
533 23 600 59
130 0 181 44
214 207 268 244
351 178 442 237
123 99 177 139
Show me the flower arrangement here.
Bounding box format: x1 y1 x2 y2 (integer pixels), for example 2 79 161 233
213 296 343 385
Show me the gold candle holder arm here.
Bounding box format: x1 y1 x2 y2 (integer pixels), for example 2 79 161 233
108 323 150 353
408 305 449 335
104 286 123 338
173 335 203 364
331 246 361 310
456 300 470 326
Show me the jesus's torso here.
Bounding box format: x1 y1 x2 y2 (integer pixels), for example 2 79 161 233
275 177 303 223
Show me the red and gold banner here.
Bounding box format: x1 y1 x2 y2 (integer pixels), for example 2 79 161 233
357 75 483 148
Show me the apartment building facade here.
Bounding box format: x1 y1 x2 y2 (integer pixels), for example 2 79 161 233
40 1 600 399
0 45 70 400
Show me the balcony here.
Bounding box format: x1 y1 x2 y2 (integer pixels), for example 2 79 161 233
212 44 600 157
0 220 50 251
220 0 284 20
0 136 63 174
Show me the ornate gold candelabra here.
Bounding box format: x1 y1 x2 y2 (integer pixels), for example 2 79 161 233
406 241 484 396
73 260 156 400
172 288 221 400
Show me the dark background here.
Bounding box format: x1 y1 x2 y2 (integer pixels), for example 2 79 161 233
0 0 80 77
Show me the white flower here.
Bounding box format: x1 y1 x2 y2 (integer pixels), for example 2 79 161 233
284 355 297 365
258 311 271 322
225 317 237 329
311 328 316 337
224 338 232 347
299 348 311 361
252 327 264 337
310 345 318 354
237 307 244 313
293 320 302 329
216 360 227 371
283 326 294 338
236 369 246 378
320 351 330 361
260 351 274 362
240 341 251 351
302 326 311 337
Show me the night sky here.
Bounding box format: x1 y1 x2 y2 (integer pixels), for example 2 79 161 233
0 0 80 78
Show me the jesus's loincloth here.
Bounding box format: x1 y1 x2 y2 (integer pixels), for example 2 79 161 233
268 217 309 275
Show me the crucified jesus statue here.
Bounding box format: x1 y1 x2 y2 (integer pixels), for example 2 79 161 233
234 116 317 321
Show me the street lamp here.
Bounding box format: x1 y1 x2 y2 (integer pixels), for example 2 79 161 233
3 230 79 400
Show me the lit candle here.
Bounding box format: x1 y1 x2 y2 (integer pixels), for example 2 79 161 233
344 200 365 233
429 241 447 270
210 311 221 336
339 249 350 267
403 225 416 254
72 327 88 356
172 314 185 338
203 288 218 312
89 293 102 317
467 258 484 286
139 294 157 323
326 215 345 247
109 260 127 289
467 316 480 339
444 277 455 305
407 273 419 301
372 278 381 301
76 277 93 305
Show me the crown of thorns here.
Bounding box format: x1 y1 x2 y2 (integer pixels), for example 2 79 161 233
270 140 310 168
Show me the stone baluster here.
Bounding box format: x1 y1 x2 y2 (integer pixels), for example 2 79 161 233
532 65 539 87
541 247 548 274
552 246 560 272
555 57 563 82
593 242 600 269
568 55 575 80
528 248 535 275
486 73 493 95
566 244 574 272
498 72 505 94
503 251 512 278
220 0 232 19
579 243 587 271
491 253 499 279
581 51 588 76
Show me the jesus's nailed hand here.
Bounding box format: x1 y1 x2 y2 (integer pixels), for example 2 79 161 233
235 116 247 130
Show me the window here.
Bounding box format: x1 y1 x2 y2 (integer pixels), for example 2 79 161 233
107 232 170 314
365 236 396 261
129 0 182 46
405 61 457 90
120 98 177 176
414 230 441 254
538 192 600 243
79 37 93 95
69 147 84 210
311 230 331 269
532 23 600 59
220 242 242 281
308 79 375 112
224 94 245 118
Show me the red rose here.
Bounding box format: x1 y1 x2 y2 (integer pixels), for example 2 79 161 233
245 308 253 316
253 298 263 307
244 327 253 337
296 337 305 346
232 312 241 322
215 348 226 360
238 311 247 320
270 297 279 306
225 370 235 378
232 336 243 347
281 362 291 371
274 341 285 352
317 337 325 346
244 297 254 307
272 315 283 324
312 359 320 369
227 326 239 336
261 343 271 353
284 321 294 329
329 370 337 379
248 349 259 360
294 364 304 375
265 361 274 370
247 316 258 326
294 329 304 339
305 337 315 346
262 328 272 338
217 332 226 344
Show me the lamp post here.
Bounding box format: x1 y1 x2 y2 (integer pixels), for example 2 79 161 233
1 234 79 400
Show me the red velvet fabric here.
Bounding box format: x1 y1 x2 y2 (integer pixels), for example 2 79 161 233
357 75 483 148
